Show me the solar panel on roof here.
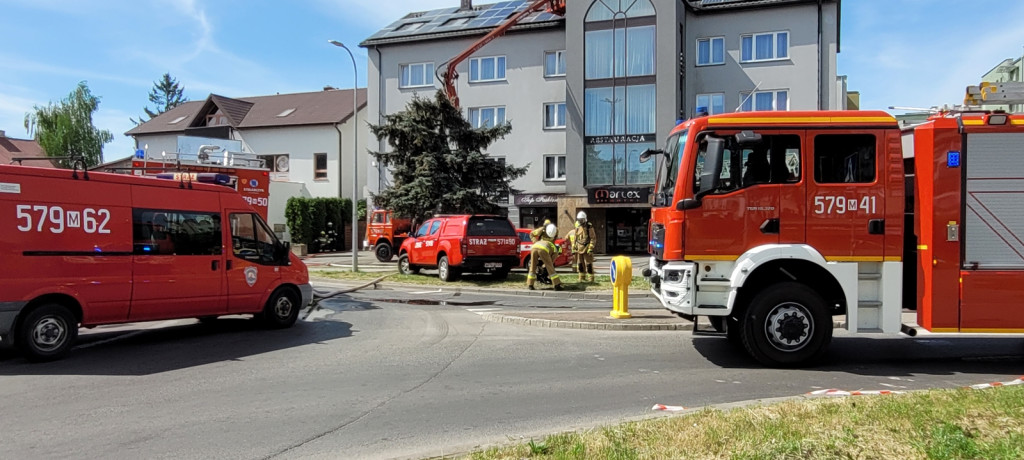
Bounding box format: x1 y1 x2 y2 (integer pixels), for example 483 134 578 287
362 0 564 44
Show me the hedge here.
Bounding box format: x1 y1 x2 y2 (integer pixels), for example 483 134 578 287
284 197 352 253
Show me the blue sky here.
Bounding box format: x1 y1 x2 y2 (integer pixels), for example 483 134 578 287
2 0 1024 162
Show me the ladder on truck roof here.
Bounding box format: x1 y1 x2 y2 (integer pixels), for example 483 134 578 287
964 81 1024 106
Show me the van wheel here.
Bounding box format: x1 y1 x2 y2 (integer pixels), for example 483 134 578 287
17 303 78 362
398 254 419 275
374 243 393 262
438 256 459 282
740 282 832 367
522 256 530 270
261 288 300 329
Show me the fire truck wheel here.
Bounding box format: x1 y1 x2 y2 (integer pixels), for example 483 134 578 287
740 282 832 367
398 254 419 275
374 243 393 262
437 256 459 282
17 303 78 362
260 288 300 329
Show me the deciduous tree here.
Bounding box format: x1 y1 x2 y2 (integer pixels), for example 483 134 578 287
369 91 527 224
24 81 113 168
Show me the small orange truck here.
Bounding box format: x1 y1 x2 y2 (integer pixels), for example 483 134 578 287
364 209 412 262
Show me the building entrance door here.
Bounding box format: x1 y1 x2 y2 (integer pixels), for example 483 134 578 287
604 207 649 254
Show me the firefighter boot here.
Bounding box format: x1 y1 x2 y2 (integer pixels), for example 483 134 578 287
587 272 594 283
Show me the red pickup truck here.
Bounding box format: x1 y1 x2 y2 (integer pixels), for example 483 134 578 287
396 215 519 281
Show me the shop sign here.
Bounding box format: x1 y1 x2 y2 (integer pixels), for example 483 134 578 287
585 134 654 145
514 194 560 206
588 187 650 204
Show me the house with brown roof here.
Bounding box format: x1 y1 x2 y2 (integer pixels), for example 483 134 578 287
124 88 368 240
0 130 55 168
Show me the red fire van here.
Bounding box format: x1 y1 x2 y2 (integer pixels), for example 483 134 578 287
0 164 311 361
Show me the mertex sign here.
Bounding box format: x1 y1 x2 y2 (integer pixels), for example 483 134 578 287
587 186 651 204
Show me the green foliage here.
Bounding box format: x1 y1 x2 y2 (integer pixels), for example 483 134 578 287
369 90 527 223
24 81 113 168
285 197 352 253
357 199 367 221
132 73 189 125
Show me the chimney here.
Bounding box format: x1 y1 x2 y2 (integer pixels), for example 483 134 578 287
459 0 472 11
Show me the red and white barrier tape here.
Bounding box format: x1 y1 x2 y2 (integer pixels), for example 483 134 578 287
651 404 687 412
808 389 904 396
967 376 1024 390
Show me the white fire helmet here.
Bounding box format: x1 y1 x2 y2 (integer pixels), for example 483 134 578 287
545 223 557 239
576 211 587 222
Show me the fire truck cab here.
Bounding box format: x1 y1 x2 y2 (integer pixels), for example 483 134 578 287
0 164 312 362
643 108 1024 367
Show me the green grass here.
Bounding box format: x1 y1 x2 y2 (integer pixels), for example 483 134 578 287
457 385 1024 460
308 269 652 292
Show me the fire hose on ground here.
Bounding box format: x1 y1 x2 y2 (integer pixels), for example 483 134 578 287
304 274 395 319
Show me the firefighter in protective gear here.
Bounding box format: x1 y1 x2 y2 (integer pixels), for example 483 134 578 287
527 223 563 290
572 211 597 282
566 220 580 272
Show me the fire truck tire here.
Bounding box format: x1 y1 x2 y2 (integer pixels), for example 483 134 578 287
260 288 300 329
398 254 419 274
16 303 78 362
740 282 832 367
374 243 394 262
437 256 459 282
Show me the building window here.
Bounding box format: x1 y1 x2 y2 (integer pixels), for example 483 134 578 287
544 50 567 77
469 56 506 82
584 0 656 187
544 155 566 181
400 62 434 88
468 106 506 128
695 93 725 116
314 153 327 180
741 31 789 62
543 102 566 129
696 37 724 66
739 90 788 111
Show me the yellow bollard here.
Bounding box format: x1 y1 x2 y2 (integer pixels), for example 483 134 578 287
609 256 632 319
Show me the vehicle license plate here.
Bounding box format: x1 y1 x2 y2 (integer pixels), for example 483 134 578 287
485 262 501 268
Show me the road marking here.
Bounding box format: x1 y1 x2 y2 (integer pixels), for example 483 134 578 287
409 289 443 295
467 308 500 314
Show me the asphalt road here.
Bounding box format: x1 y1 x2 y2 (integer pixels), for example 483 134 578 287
1 285 1022 459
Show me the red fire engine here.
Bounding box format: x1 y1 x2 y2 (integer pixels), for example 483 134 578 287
642 83 1024 366
122 147 270 219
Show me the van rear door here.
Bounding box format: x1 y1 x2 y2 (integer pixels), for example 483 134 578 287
226 211 283 313
465 216 518 260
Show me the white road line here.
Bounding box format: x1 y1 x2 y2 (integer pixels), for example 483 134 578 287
466 308 501 314
409 289 444 295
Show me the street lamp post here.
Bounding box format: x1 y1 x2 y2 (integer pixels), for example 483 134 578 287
328 39 359 272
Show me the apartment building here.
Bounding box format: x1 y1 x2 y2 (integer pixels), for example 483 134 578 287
363 0 843 254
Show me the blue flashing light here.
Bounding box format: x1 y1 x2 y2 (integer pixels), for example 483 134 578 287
649 240 664 249
196 173 231 185
135 149 146 159
947 151 961 168
142 246 152 252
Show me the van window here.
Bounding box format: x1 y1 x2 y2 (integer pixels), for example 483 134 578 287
467 217 515 236
133 209 222 255
428 220 441 236
230 212 280 264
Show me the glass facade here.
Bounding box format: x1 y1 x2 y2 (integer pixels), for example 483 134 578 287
583 0 656 187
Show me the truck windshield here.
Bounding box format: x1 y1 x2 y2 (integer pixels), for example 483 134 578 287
652 130 687 208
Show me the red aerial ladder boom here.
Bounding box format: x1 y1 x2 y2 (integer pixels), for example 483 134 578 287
440 0 566 108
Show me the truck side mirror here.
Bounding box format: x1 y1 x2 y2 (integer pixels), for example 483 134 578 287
676 198 702 210
735 130 762 145
638 148 663 163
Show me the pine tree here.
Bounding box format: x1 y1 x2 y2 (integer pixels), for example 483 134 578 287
24 81 113 168
369 91 527 223
131 73 188 125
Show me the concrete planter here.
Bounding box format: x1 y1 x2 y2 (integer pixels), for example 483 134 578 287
291 243 308 257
